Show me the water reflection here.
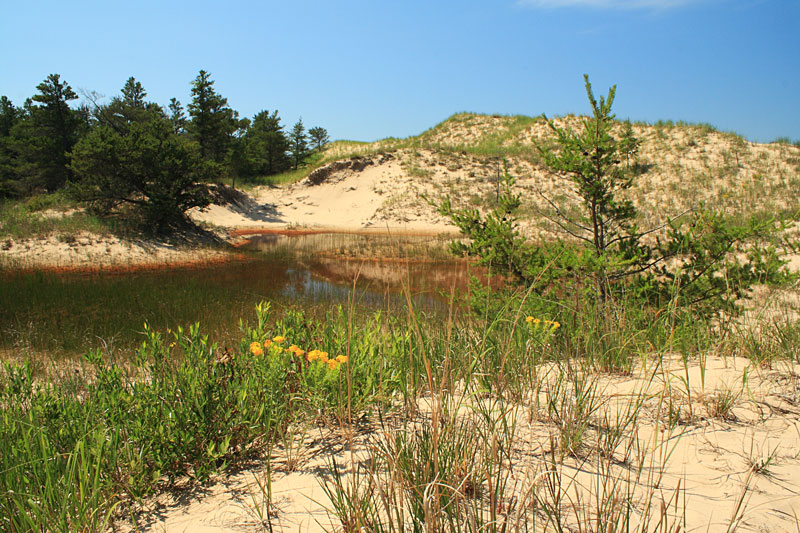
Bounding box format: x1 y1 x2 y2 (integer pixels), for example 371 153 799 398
242 232 471 310
1 232 470 357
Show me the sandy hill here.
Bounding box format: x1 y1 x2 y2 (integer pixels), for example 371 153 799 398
194 113 800 238
4 113 798 270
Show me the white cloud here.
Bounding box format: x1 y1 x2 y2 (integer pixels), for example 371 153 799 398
517 0 698 9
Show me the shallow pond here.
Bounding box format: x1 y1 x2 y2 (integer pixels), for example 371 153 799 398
1 232 471 359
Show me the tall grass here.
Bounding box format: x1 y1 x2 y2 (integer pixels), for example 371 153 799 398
1 275 795 530
0 195 110 240
0 238 463 360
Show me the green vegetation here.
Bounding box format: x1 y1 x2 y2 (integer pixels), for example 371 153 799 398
0 235 459 359
0 72 329 233
0 263 266 357
308 125 330 152
438 76 794 330
2 281 799 530
288 117 311 171
70 82 213 232
0 192 109 240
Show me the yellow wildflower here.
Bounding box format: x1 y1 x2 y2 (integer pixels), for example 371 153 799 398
249 342 262 355
287 344 305 356
552 321 561 329
336 355 349 364
533 318 541 325
326 359 339 370
319 351 329 362
307 349 321 361
525 316 534 323
272 336 285 343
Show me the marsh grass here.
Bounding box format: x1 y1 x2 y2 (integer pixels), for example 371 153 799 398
0 260 277 358
0 236 465 361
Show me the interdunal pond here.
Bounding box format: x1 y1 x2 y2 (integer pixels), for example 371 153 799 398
1 232 472 359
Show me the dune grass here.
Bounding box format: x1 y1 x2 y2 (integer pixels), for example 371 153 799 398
2 271 798 531
0 193 111 241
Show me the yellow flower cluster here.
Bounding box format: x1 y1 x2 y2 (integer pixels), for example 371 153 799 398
305 349 348 370
249 341 263 357
525 316 561 329
249 337 279 356
288 344 305 357
249 336 349 371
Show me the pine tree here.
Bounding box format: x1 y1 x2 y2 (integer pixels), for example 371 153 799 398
168 98 187 135
288 118 309 170
245 110 290 176
96 77 160 127
70 79 211 232
121 77 147 107
187 70 238 166
438 75 791 319
536 75 642 301
17 74 84 191
308 126 330 152
0 96 23 196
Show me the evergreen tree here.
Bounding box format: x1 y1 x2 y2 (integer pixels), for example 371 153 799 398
536 75 641 302
0 96 20 138
94 76 161 128
70 79 211 232
120 77 147 107
187 70 238 166
168 98 187 135
0 96 23 197
288 118 309 170
438 75 791 319
14 74 84 191
308 126 330 152
244 110 290 176
227 117 250 189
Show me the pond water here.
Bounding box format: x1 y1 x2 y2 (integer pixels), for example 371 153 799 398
0 233 471 359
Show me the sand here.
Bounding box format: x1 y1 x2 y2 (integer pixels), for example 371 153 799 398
116 355 800 532
0 231 234 272
190 155 455 235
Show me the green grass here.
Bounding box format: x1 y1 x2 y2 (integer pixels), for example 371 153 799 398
0 194 110 240
0 263 271 357
0 236 463 360
2 275 797 530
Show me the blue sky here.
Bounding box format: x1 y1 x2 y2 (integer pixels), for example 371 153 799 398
2 0 798 143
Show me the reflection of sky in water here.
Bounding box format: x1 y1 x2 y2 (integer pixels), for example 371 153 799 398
240 233 466 312
279 266 448 312
1 233 466 355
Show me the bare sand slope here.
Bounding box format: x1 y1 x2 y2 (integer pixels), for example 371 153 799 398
190 154 457 234
0 231 233 271
0 155 457 270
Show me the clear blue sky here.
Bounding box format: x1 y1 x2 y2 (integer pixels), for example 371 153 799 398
2 0 798 143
